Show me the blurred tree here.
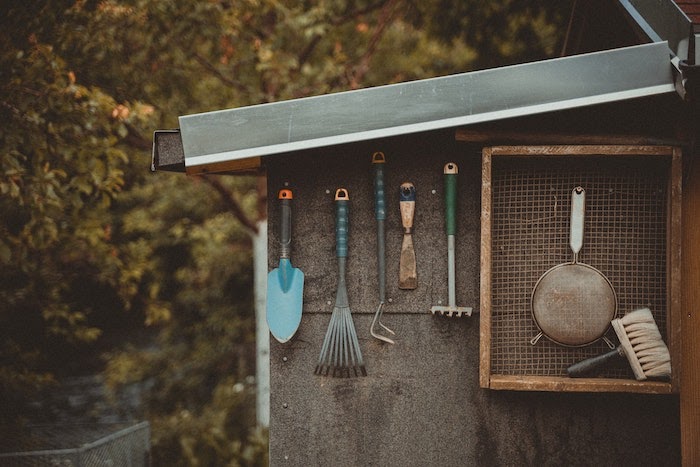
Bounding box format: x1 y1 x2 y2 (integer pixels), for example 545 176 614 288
0 0 571 464
0 1 136 415
405 0 574 69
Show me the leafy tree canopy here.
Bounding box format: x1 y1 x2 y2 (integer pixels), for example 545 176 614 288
1 0 571 463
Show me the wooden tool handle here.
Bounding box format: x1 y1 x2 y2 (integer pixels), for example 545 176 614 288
400 182 415 232
335 188 349 258
566 347 624 378
444 163 458 236
373 152 386 221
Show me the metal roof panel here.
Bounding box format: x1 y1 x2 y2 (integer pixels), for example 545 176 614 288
178 42 674 170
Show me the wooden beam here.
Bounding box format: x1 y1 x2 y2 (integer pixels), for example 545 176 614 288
488 375 673 394
479 147 493 389
669 148 683 393
456 128 683 146
681 148 700 467
184 156 262 175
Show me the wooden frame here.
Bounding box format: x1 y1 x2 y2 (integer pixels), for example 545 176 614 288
681 142 700 466
480 145 682 393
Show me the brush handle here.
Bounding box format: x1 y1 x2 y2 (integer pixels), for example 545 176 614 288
278 189 293 259
335 188 349 258
566 347 625 378
373 152 386 221
444 163 458 236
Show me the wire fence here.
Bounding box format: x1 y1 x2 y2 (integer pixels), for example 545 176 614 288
0 421 150 466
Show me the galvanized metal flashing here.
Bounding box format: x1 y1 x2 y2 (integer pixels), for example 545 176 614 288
619 0 692 58
618 0 699 100
178 42 674 171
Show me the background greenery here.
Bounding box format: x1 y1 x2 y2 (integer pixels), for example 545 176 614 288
0 1 572 464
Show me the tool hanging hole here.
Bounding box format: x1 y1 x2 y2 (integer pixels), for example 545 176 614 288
372 151 386 163
335 188 349 200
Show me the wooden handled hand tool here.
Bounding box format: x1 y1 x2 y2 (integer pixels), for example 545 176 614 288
370 152 395 344
567 308 671 380
430 162 473 317
398 182 417 289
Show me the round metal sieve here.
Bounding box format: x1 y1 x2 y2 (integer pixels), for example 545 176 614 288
530 187 617 347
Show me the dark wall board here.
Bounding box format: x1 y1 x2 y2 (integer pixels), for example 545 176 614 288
266 129 680 466
266 129 482 317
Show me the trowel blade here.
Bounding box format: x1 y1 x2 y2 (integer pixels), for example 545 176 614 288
266 258 304 343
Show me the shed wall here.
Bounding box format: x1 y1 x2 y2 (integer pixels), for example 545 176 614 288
266 129 680 466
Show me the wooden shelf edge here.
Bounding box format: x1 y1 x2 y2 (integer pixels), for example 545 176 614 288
486 375 674 394
185 156 262 175
487 145 675 157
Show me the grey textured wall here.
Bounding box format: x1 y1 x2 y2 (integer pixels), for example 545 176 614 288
266 129 679 466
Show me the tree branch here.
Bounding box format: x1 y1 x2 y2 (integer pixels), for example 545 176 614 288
297 33 323 70
348 0 401 89
123 122 152 151
191 52 248 93
200 175 259 235
296 0 393 73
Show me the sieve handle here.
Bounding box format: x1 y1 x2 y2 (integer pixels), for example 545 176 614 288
570 187 585 259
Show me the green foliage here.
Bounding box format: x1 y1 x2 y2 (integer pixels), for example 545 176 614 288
1 0 571 463
149 377 268 467
406 0 574 69
0 10 135 413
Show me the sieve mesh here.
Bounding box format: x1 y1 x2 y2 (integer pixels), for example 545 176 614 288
488 155 669 377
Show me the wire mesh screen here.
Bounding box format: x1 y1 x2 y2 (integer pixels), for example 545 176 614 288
488 155 670 378
0 422 150 466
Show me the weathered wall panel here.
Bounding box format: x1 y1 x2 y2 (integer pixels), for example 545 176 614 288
267 129 680 466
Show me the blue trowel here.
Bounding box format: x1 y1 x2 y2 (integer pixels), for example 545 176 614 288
266 189 304 343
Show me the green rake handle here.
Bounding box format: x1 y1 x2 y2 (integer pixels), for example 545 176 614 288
444 162 458 235
335 188 350 258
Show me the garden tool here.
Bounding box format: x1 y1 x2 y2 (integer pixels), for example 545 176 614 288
398 181 417 289
315 188 367 377
370 152 395 344
430 163 473 317
266 189 304 343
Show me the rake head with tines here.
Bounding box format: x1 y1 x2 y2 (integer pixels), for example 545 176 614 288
315 189 367 377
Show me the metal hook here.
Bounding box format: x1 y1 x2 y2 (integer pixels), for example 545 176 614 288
371 302 395 344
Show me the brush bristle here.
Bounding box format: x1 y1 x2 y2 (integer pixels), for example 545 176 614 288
613 308 671 380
